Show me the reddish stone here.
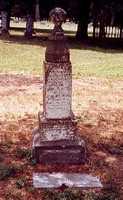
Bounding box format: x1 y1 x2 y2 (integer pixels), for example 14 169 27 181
32 8 86 165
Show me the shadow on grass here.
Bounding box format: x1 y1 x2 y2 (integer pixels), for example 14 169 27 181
0 27 123 53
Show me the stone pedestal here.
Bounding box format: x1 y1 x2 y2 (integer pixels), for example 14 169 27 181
33 8 86 164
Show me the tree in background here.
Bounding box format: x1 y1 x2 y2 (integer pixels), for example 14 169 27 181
39 0 91 40
75 0 91 40
35 0 40 21
0 0 12 35
24 0 35 38
1 0 123 39
96 0 123 38
11 0 26 20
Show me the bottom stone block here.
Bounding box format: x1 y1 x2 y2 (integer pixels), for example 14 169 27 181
32 117 86 164
33 139 86 164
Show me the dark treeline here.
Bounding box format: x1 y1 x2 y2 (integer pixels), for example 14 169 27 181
0 0 123 40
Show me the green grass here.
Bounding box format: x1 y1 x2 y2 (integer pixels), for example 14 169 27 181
0 30 123 79
71 48 123 79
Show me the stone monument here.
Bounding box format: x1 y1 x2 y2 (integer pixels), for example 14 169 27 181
33 8 86 164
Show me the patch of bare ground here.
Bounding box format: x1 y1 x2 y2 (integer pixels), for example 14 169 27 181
0 73 123 199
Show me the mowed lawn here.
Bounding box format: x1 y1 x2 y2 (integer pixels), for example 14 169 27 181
0 30 123 78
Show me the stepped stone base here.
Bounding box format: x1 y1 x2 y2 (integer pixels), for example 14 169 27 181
32 116 86 164
33 139 86 164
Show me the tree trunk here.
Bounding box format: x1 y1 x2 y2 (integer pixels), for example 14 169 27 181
7 9 11 30
93 19 96 39
25 14 34 38
76 1 90 41
35 0 40 21
76 19 88 40
120 27 123 39
99 10 105 39
0 11 9 35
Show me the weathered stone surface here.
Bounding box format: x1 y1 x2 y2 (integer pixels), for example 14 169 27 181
38 117 76 140
34 146 85 164
49 7 67 27
32 117 86 164
33 138 86 164
33 173 103 188
43 62 72 119
32 7 86 165
45 42 70 63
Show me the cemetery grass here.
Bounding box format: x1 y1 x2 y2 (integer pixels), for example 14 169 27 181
0 30 123 79
0 34 123 199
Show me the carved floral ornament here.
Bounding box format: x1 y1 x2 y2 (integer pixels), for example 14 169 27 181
49 7 67 28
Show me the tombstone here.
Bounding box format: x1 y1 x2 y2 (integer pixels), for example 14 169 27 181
32 8 103 189
32 7 86 164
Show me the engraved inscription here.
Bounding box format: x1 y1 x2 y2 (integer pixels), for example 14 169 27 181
44 63 72 119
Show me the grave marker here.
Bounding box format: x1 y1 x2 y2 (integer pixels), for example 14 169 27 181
32 7 86 164
32 7 102 190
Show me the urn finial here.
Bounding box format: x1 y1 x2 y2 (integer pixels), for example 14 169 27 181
45 8 69 62
49 7 67 29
